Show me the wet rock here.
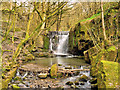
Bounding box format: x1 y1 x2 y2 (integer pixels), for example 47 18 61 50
79 75 90 82
74 81 79 85
74 71 80 76
65 66 72 69
91 84 98 89
90 78 97 84
79 82 85 85
38 73 47 79
66 81 73 86
58 64 62 66
71 85 79 88
18 83 27 88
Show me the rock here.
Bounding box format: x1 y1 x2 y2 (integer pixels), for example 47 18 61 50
23 81 30 87
38 73 47 79
79 75 90 82
18 83 27 88
57 73 63 78
91 84 98 89
79 82 85 85
12 84 20 89
74 71 80 76
65 66 72 69
50 64 58 78
58 64 62 66
66 81 73 86
71 85 79 88
74 81 79 85
90 78 97 84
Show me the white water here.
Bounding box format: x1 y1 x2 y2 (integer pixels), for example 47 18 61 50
49 31 69 55
49 38 53 51
55 33 69 55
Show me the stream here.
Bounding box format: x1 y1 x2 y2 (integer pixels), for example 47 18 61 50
8 57 92 89
8 31 92 89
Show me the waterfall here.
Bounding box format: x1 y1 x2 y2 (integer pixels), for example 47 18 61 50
49 31 69 55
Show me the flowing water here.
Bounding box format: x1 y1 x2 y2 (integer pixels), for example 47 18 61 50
9 31 91 89
49 31 69 55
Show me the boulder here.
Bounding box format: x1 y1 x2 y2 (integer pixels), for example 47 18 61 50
50 64 58 78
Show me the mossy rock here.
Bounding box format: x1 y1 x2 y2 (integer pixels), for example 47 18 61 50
79 75 90 82
106 46 117 61
50 64 58 78
2 68 17 89
100 60 119 88
12 84 20 89
43 35 49 50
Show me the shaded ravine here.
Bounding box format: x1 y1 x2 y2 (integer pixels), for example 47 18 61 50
8 31 92 89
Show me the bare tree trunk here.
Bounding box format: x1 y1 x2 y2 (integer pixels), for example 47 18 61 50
101 0 107 40
56 2 60 31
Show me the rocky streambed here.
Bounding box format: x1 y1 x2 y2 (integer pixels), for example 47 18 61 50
8 57 94 89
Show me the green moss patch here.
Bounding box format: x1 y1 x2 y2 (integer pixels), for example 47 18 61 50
101 60 119 88
50 64 58 78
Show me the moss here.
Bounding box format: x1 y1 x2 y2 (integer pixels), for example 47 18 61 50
101 60 118 88
50 64 58 78
12 84 20 89
43 35 49 50
107 46 116 52
2 68 17 89
25 54 35 61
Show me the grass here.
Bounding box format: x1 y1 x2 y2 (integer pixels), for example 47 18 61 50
101 60 119 88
